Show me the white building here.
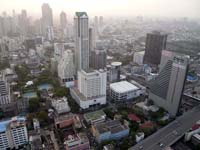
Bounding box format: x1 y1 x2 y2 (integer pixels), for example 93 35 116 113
0 116 28 150
51 97 71 114
110 81 144 101
0 76 11 105
136 132 145 143
47 26 54 41
71 69 107 109
133 51 145 65
54 43 64 61
58 50 75 87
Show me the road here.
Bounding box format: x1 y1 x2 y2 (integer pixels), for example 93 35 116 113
129 105 200 150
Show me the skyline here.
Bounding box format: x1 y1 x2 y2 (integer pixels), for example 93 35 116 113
1 0 200 19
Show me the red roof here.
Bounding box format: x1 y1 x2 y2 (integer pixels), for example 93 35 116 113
140 121 154 129
128 114 141 122
192 124 200 131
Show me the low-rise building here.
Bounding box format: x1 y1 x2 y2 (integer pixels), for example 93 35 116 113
51 97 71 114
54 114 81 129
64 133 90 150
110 81 144 101
84 110 106 125
135 132 145 143
91 120 130 143
128 113 141 123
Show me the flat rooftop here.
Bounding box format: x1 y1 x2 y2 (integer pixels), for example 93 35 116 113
0 116 26 132
110 81 139 93
84 110 106 121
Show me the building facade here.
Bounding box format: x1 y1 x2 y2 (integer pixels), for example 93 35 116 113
74 12 89 71
71 69 107 109
148 50 189 116
110 81 145 101
143 31 167 65
58 50 75 86
0 116 28 150
41 3 53 37
90 49 106 70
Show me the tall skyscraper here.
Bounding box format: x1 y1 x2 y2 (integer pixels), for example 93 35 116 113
74 12 89 71
148 50 189 116
41 3 53 36
60 11 67 30
143 31 167 66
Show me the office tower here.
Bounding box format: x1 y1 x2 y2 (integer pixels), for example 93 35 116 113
41 3 53 36
0 116 28 149
58 50 75 86
89 28 94 52
143 31 167 66
60 11 67 30
71 69 107 109
74 12 89 71
148 50 189 116
90 49 106 70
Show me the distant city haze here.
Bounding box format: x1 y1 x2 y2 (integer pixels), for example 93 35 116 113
1 0 200 19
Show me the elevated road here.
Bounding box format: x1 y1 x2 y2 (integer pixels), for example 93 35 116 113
130 105 200 150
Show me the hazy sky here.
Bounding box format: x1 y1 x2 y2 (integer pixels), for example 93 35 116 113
1 0 200 18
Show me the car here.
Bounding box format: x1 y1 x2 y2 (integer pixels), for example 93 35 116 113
159 143 164 147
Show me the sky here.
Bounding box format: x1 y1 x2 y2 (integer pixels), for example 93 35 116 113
1 0 200 19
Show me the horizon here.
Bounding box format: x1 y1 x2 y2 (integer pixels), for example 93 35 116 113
1 0 200 19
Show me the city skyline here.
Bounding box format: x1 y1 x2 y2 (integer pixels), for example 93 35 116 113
0 0 200 19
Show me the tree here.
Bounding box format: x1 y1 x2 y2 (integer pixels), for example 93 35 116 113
37 111 48 122
54 87 68 97
29 98 40 112
104 108 115 119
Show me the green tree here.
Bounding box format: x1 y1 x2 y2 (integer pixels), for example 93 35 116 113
37 111 48 122
29 98 40 112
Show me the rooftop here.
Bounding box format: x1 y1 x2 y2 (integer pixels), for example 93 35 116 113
128 114 141 122
75 12 88 17
111 62 122 66
110 81 139 93
84 110 106 122
0 116 26 132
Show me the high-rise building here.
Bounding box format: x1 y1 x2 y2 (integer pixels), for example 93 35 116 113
90 49 106 70
71 69 107 109
0 74 11 105
60 11 67 30
41 3 53 36
148 50 189 116
143 31 167 66
74 12 89 71
19 9 29 36
58 50 75 86
54 43 64 61
0 116 28 149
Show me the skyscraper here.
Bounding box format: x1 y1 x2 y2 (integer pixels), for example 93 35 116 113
74 12 89 71
90 49 106 70
41 3 53 36
148 50 189 116
60 11 67 30
143 31 167 66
